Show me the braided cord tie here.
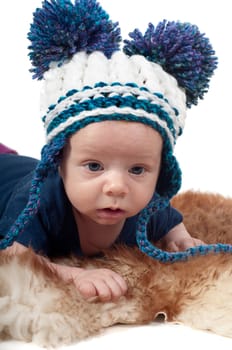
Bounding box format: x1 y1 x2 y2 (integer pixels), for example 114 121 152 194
0 137 65 250
0 164 45 250
136 195 232 262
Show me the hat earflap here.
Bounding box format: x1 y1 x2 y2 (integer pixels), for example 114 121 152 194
156 150 182 199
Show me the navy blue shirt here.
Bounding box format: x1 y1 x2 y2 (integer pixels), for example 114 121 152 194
0 154 183 258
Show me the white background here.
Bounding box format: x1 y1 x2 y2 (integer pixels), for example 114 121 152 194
0 0 231 198
0 2 232 349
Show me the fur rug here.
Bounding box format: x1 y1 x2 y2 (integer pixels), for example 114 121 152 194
1 190 232 347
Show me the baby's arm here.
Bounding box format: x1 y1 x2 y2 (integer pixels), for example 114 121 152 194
4 242 127 302
161 222 204 252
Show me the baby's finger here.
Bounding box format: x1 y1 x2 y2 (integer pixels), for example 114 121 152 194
104 275 127 301
166 241 179 252
111 274 128 297
194 239 205 246
75 280 98 299
92 279 115 302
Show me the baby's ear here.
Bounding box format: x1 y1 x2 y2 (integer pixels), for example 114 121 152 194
58 164 65 179
58 160 65 178
58 143 70 177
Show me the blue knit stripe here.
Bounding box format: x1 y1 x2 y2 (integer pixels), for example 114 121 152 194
44 82 177 119
46 96 176 136
50 114 173 149
44 83 182 143
46 105 177 148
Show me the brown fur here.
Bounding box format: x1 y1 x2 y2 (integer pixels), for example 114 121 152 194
1 190 232 347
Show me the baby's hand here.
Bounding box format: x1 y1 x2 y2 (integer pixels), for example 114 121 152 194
162 222 205 252
72 268 128 302
51 262 127 302
165 236 205 252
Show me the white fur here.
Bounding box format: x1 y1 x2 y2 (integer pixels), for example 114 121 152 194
175 269 232 338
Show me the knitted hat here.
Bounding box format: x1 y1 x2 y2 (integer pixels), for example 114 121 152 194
2 0 226 262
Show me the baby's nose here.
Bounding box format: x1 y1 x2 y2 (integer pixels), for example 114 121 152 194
103 172 129 197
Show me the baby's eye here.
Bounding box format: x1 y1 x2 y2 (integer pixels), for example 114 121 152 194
129 166 145 175
85 162 103 172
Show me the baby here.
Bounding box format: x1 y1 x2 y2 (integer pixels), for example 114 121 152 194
0 0 217 302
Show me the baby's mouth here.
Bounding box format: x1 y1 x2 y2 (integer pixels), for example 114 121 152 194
96 208 126 219
106 208 123 212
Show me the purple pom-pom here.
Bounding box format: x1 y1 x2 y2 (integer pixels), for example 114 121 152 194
123 20 218 107
28 0 121 80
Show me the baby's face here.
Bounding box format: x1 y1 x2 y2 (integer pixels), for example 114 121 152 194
60 121 163 226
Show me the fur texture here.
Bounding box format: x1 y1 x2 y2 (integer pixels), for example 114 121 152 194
1 190 232 347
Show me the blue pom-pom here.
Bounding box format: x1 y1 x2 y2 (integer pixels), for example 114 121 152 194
28 0 121 80
123 20 218 107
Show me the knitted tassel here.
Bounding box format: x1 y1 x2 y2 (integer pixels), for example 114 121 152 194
124 20 218 107
28 0 121 79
